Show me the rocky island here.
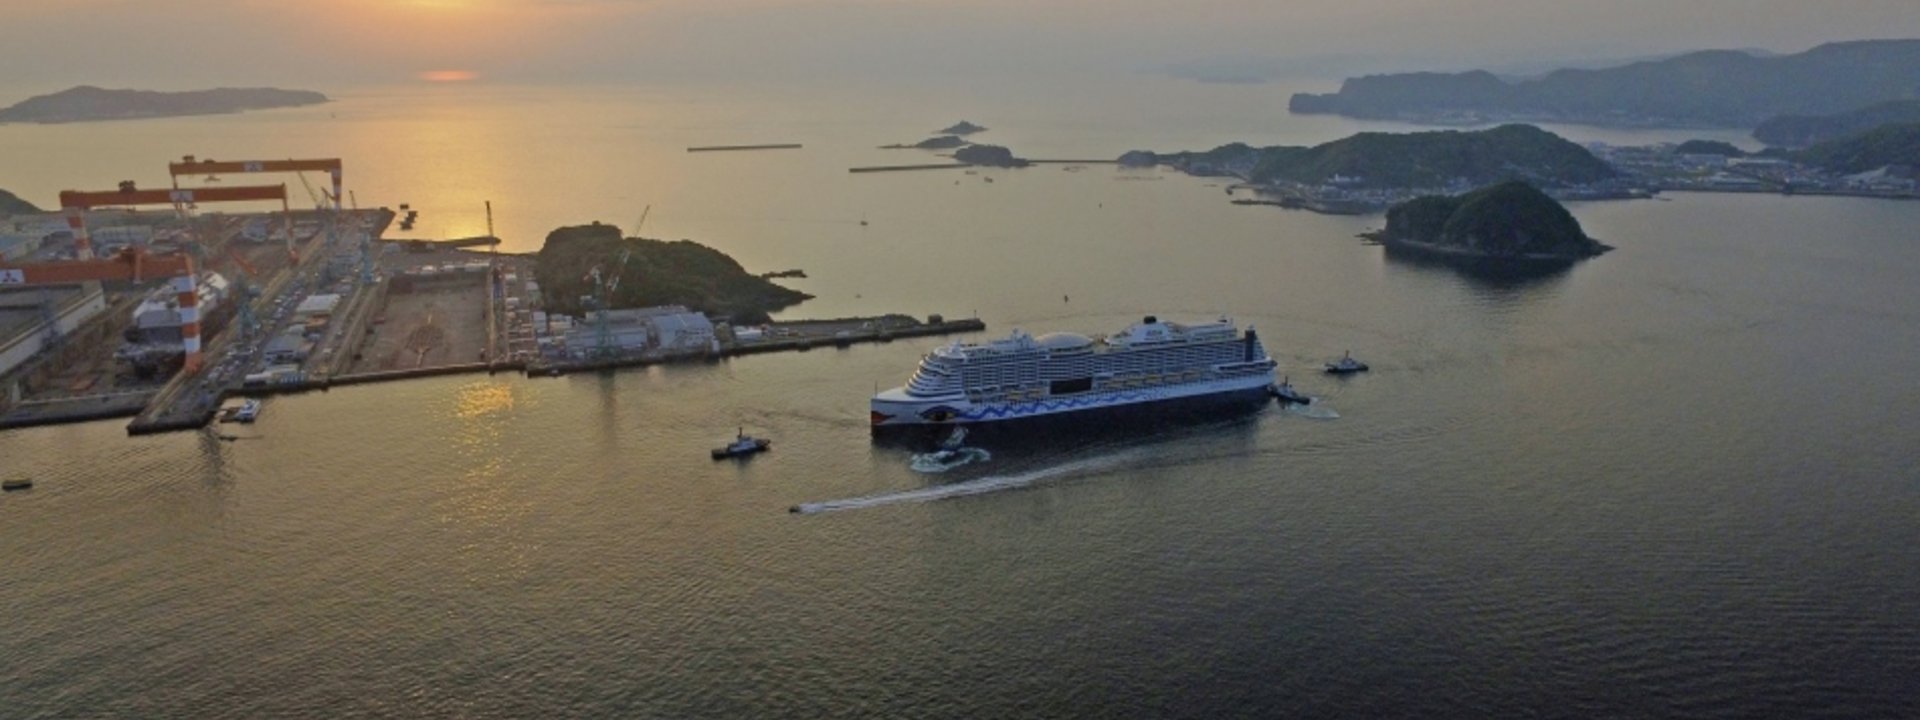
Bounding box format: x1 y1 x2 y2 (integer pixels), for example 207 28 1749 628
953 144 1029 168
1373 181 1611 263
937 121 987 135
0 86 328 124
533 223 812 325
881 135 969 150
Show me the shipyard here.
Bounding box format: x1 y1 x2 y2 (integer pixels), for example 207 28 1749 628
0 156 984 435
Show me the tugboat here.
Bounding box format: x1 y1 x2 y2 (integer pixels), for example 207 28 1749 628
1270 377 1311 404
712 427 771 459
1324 351 1369 375
220 399 262 424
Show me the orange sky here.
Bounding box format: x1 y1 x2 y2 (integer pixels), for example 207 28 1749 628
6 0 1920 89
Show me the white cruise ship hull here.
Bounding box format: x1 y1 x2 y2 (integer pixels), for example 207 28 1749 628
871 369 1274 427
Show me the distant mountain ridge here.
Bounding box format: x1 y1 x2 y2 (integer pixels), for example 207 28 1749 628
0 86 328 124
1290 40 1920 129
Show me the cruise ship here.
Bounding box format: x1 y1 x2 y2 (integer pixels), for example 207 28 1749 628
871 315 1276 427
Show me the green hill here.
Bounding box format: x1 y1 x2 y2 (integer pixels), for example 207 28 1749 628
1381 181 1609 260
1754 100 1920 147
1291 39 1920 128
532 223 812 324
0 188 41 215
1134 124 1614 189
1793 123 1920 174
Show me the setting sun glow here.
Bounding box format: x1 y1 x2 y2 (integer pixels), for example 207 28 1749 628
419 70 480 82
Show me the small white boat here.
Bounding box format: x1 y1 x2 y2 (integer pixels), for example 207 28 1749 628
1324 351 1369 375
712 428 771 459
221 399 262 424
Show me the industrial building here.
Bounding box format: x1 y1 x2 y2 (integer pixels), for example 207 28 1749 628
0 283 108 380
558 305 716 355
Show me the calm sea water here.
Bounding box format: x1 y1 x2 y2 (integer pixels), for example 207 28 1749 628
2 79 1917 718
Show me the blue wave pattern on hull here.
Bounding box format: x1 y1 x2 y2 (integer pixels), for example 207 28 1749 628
958 391 1155 421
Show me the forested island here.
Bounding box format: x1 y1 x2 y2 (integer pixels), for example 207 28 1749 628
1134 124 1614 189
0 189 42 215
0 86 328 124
1793 123 1920 174
533 223 812 324
1289 39 1920 129
1754 101 1920 147
1374 181 1610 262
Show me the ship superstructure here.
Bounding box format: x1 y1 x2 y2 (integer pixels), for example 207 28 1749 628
871 315 1276 426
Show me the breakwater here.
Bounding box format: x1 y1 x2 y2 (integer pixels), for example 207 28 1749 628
687 144 803 152
849 163 971 173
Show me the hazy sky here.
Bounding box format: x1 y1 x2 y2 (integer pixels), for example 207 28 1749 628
8 0 1920 91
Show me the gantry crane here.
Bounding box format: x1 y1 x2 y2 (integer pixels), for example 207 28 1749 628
12 183 296 374
168 157 359 280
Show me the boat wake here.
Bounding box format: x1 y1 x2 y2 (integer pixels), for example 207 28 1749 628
908 447 992 473
792 450 1142 515
1286 402 1340 420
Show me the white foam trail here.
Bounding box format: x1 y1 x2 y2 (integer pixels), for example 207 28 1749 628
908 447 992 474
1287 401 1341 420
793 450 1142 514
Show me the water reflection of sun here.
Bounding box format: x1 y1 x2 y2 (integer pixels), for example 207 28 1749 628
455 382 515 419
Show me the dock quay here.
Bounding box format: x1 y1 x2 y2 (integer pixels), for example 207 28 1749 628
527 316 985 374
688 144 803 152
6 194 986 436
115 312 982 434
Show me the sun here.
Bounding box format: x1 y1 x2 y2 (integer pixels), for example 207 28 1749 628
419 70 481 82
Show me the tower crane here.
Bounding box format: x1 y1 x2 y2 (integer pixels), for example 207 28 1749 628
585 248 632 357
224 248 265 342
